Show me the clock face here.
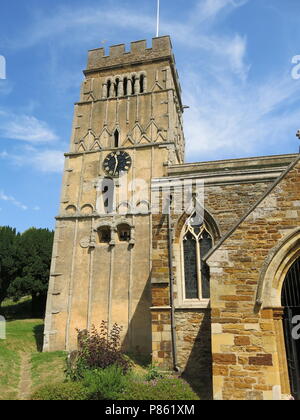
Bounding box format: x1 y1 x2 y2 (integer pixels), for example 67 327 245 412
103 151 132 177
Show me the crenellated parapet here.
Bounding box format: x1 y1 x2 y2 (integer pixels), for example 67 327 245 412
86 36 174 71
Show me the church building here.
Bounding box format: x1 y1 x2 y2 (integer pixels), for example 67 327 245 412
43 36 300 400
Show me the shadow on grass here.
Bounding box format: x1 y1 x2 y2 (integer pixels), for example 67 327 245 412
0 298 34 320
0 298 45 353
34 324 45 352
125 352 151 368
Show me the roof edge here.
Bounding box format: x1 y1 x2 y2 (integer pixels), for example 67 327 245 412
204 154 300 262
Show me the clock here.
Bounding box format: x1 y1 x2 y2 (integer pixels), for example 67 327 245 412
103 151 132 177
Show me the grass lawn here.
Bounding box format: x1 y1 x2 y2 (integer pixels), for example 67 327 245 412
0 299 202 400
31 351 66 392
0 346 20 400
0 298 67 400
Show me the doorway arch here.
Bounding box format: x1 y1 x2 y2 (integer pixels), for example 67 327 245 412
281 257 300 400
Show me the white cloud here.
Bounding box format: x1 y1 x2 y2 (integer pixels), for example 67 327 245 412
8 1 249 80
4 0 298 163
194 0 247 22
0 110 58 144
182 69 300 161
27 149 65 173
2 146 65 174
0 190 28 211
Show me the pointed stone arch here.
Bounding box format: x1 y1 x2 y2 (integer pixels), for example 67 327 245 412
131 123 143 143
87 93 96 102
99 128 111 148
91 140 102 151
78 141 86 153
146 120 159 141
122 136 135 147
113 127 120 148
151 82 163 92
80 130 96 151
256 227 300 309
155 132 166 143
139 134 151 144
175 208 221 245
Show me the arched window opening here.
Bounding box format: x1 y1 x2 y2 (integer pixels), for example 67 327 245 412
131 76 136 95
114 130 119 148
182 217 213 300
282 258 300 308
102 178 114 214
281 257 300 400
117 224 131 242
123 77 128 96
98 227 111 244
140 74 145 93
114 78 120 97
183 231 198 299
107 80 112 98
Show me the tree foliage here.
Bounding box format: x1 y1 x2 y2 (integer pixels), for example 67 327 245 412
8 228 54 316
0 226 19 306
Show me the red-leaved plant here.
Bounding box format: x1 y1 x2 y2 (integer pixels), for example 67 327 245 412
67 321 132 380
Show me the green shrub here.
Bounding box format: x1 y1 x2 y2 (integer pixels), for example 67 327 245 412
145 363 164 382
31 381 88 400
121 377 200 401
67 322 132 380
83 365 126 400
31 373 200 401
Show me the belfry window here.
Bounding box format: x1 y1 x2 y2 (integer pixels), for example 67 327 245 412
114 130 119 148
182 216 213 300
114 78 120 97
131 76 136 95
98 227 111 244
140 74 145 93
118 224 131 242
123 77 128 96
107 80 112 98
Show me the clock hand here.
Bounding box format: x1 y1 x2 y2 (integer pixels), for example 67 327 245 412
113 155 119 175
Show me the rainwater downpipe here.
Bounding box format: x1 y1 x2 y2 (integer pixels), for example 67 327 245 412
167 194 180 372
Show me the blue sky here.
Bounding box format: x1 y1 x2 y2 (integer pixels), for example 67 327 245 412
1 0 300 232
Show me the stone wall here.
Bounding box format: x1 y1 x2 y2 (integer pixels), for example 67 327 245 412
151 156 298 399
208 156 300 400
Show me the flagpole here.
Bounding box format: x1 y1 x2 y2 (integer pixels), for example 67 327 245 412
156 0 160 37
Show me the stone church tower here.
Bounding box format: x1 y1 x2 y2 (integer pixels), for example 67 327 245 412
43 36 185 353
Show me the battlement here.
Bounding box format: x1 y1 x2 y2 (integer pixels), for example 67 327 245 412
86 36 175 71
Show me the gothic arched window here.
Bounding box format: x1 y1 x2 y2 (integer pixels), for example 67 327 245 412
114 129 119 148
182 217 213 300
